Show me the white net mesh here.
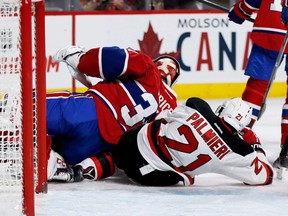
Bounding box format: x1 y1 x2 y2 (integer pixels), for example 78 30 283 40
0 0 22 188
0 75 22 187
0 0 40 214
0 3 23 215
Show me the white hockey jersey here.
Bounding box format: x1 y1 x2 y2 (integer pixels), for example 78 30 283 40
137 105 273 186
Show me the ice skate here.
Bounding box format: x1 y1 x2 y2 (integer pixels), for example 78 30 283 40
52 45 86 64
50 166 84 183
273 141 288 180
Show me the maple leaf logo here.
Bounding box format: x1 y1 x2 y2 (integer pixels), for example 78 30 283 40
138 22 180 60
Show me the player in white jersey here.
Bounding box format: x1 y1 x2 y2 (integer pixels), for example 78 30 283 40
112 97 274 186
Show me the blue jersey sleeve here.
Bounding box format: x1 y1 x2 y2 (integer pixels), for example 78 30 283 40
101 46 128 81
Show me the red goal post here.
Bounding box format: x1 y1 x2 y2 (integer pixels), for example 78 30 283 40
0 0 47 215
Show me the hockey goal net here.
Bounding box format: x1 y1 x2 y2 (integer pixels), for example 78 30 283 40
0 0 46 215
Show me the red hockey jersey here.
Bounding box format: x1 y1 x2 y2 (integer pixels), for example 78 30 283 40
79 47 177 145
249 0 288 51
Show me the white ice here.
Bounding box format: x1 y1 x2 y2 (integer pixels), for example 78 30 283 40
5 98 288 216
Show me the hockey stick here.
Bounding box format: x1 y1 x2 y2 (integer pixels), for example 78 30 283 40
257 31 288 120
194 0 255 23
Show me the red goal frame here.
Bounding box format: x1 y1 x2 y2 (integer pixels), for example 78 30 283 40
21 0 47 215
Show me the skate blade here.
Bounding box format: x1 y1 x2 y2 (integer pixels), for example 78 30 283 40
275 167 286 180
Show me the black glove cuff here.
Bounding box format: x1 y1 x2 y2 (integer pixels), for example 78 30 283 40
251 143 265 155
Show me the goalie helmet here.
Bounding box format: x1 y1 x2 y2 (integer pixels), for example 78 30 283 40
154 55 180 87
215 98 252 132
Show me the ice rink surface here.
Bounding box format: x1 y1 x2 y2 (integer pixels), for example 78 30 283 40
8 98 288 216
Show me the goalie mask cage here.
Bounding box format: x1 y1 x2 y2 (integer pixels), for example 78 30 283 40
0 0 47 215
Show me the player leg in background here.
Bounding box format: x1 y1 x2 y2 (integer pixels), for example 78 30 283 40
273 56 288 178
242 78 268 127
241 44 278 127
241 44 288 177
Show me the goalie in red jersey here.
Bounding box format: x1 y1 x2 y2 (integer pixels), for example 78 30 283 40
47 45 180 182
228 0 288 178
111 97 273 186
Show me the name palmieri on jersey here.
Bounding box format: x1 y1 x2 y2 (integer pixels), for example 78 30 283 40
186 111 231 160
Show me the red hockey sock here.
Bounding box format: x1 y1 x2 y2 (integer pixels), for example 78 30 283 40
242 77 268 105
242 78 269 127
281 121 288 146
281 79 288 146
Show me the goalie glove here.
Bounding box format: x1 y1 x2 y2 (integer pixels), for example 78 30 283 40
240 127 265 154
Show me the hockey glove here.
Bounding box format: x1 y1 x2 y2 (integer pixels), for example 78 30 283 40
228 7 245 24
228 0 253 25
241 127 260 144
240 127 265 154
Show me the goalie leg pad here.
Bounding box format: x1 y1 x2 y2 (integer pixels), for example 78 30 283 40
47 149 67 180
